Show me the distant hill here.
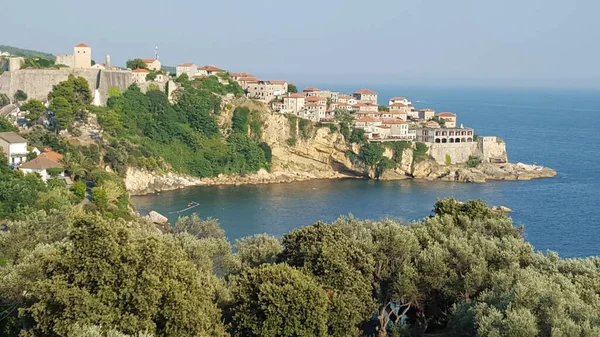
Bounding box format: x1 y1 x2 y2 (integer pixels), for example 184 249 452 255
162 65 176 74
0 45 54 59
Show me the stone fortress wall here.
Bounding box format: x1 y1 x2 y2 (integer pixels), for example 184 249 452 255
427 136 507 165
0 68 132 105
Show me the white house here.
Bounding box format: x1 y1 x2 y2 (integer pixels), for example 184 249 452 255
176 63 198 78
389 97 412 106
19 156 64 182
0 132 28 167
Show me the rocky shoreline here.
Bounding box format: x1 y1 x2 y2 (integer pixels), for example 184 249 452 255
125 162 556 196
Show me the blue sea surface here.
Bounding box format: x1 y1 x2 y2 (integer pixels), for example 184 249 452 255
132 86 600 258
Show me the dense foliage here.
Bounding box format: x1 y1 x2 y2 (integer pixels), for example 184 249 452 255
2 197 600 336
94 79 270 177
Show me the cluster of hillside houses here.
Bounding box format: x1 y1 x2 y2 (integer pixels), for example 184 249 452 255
2 43 476 146
176 62 476 142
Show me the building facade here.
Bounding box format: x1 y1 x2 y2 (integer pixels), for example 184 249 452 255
416 127 474 143
0 132 28 166
353 89 378 104
176 63 198 78
437 112 457 128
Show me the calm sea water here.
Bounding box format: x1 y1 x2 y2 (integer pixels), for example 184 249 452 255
132 86 600 258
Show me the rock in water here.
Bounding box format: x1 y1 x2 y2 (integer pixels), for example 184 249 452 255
145 211 168 225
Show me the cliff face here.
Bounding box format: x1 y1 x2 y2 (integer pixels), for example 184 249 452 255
125 112 364 195
124 108 555 195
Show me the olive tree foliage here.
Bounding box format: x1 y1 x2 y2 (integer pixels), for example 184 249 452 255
173 214 225 239
231 263 329 337
1 213 228 337
235 234 282 268
280 222 377 337
67 324 154 337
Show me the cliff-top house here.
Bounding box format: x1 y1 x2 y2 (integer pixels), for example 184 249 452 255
353 89 378 104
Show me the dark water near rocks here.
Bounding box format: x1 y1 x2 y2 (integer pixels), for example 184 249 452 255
132 86 600 258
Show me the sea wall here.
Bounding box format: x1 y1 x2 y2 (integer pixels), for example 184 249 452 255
0 68 132 105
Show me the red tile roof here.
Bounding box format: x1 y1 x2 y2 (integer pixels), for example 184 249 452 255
199 65 223 72
390 103 408 107
382 119 408 124
438 112 456 117
353 89 377 95
390 97 407 101
75 43 90 48
287 93 305 99
356 117 380 122
303 87 320 92
269 80 287 85
306 96 326 102
177 63 195 67
141 59 157 64
132 68 149 73
39 151 64 163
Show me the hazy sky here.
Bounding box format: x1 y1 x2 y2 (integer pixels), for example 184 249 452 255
3 0 600 87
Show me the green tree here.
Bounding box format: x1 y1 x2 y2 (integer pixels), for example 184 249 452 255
91 186 108 209
49 97 73 131
0 117 17 132
108 86 122 98
126 58 148 70
280 222 376 336
235 234 282 268
349 128 367 144
71 180 86 201
287 84 298 93
359 142 385 168
378 104 389 112
21 99 46 124
2 214 228 337
48 74 91 112
231 263 329 337
333 108 354 124
146 72 158 82
173 214 226 240
14 90 27 102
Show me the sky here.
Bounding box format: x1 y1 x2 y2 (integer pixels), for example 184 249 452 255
3 0 600 87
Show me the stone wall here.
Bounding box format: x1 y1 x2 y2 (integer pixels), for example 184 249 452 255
428 142 478 164
0 68 132 105
477 136 507 162
426 136 508 165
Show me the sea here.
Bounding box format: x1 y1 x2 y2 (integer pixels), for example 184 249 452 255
132 85 600 258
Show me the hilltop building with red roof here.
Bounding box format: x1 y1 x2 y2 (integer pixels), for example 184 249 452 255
353 89 378 104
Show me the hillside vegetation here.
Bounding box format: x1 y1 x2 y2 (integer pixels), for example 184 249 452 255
2 197 600 336
0 45 55 59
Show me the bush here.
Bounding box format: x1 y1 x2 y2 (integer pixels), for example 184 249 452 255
298 119 313 139
359 143 385 168
47 167 64 177
445 154 452 165
467 156 481 168
287 138 297 146
349 128 367 144
258 142 272 163
91 187 108 209
339 122 350 139
376 157 397 177
71 180 87 201
384 141 411 163
413 142 429 162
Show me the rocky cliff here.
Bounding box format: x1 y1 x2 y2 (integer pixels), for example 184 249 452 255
124 108 556 195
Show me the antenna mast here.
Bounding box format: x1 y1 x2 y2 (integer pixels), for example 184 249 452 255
155 45 159 60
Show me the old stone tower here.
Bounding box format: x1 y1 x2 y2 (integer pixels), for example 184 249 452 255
73 43 91 69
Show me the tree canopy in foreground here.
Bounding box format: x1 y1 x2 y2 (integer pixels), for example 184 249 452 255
1 198 600 337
